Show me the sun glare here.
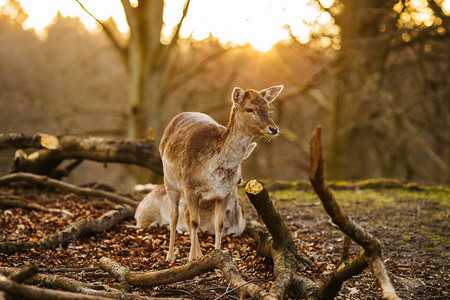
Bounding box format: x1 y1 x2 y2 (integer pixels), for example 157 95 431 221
0 0 323 51
2 0 449 51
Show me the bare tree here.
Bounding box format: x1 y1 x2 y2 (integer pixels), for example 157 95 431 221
292 0 450 181
76 0 229 141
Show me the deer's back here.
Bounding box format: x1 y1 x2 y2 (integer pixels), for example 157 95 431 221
160 112 225 173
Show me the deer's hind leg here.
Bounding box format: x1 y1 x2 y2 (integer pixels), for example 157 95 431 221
165 185 181 263
214 194 231 250
185 190 203 261
183 202 201 257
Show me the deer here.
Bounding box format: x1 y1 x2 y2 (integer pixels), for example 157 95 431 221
135 143 256 235
160 85 283 263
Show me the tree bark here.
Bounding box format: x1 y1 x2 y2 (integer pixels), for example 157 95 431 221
0 205 134 255
0 133 163 177
0 172 139 207
309 125 400 300
101 249 270 299
0 274 113 300
245 186 319 300
0 192 73 215
0 266 122 298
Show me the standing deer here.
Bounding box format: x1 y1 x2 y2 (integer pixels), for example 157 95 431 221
160 85 283 262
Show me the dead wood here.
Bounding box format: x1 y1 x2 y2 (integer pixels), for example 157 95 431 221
0 192 73 215
101 249 270 299
245 180 312 266
0 266 152 299
6 265 39 283
0 205 134 255
0 172 139 207
245 184 319 300
99 257 131 292
0 133 163 177
309 125 400 300
0 273 113 300
0 133 60 150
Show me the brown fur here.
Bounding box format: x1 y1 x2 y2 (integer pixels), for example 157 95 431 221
160 85 283 263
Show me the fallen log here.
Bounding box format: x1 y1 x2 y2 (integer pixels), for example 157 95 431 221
0 133 163 177
100 249 270 299
0 205 135 255
0 274 113 300
0 172 139 207
0 266 122 298
0 192 73 215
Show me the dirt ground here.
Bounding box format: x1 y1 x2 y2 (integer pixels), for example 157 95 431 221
0 180 448 299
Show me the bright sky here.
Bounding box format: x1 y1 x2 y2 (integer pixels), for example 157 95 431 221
1 0 449 51
0 0 330 51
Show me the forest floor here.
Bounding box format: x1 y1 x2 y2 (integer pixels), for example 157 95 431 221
0 179 448 299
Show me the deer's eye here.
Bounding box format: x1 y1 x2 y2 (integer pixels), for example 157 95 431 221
245 108 255 114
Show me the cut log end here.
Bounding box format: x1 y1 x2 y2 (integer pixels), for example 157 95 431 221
40 134 59 150
245 179 263 195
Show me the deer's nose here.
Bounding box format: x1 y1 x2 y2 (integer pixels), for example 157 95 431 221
269 127 279 135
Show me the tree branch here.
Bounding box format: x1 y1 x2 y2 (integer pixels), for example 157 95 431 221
0 274 113 300
167 0 191 48
74 0 128 60
101 249 269 299
0 205 134 255
0 193 73 216
0 172 139 207
0 266 122 298
309 125 400 300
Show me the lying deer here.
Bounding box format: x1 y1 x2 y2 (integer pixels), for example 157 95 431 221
134 184 246 235
135 143 256 235
160 85 283 262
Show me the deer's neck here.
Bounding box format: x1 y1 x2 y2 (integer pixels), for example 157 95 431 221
218 108 252 168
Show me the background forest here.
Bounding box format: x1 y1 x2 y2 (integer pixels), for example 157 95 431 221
0 0 448 190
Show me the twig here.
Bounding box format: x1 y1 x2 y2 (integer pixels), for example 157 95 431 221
213 280 253 300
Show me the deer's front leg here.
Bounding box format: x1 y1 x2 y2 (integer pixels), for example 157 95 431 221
214 194 231 249
166 189 180 263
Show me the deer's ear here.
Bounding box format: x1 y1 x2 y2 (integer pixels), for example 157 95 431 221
243 142 257 160
232 87 245 105
261 85 283 103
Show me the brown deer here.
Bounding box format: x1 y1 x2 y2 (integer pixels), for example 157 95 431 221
160 85 283 262
135 143 256 235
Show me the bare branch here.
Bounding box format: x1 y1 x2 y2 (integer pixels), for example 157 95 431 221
74 0 128 60
309 125 400 300
0 273 113 300
168 0 191 48
0 266 122 298
161 47 230 102
102 249 269 299
0 204 134 255
158 0 191 68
